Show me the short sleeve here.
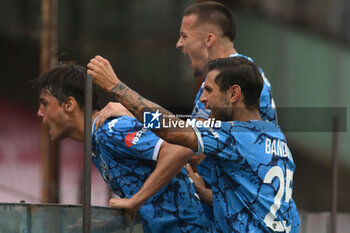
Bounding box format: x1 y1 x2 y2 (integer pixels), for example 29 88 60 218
192 122 226 156
192 121 240 161
191 81 211 120
94 116 163 161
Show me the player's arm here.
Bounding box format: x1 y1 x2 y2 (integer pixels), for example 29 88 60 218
95 102 134 129
186 117 212 205
187 117 207 169
87 55 198 152
109 142 193 220
95 104 205 169
185 164 213 206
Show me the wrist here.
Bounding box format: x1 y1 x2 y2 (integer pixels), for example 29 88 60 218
108 80 121 93
196 186 208 198
130 193 146 210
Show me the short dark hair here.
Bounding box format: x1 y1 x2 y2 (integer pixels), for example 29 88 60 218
32 64 100 111
183 2 236 41
207 57 263 109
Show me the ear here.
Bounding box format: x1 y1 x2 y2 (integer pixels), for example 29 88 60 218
205 33 216 47
62 96 78 113
227 85 241 103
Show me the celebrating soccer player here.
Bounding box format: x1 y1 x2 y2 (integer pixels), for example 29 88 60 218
87 55 300 232
33 64 212 233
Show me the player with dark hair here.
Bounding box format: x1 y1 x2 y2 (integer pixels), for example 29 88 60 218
87 55 300 233
94 2 278 227
33 64 212 233
177 2 277 224
176 1 276 122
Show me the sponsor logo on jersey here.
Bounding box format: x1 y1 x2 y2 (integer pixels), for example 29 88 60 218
125 128 147 147
107 118 119 132
125 132 137 147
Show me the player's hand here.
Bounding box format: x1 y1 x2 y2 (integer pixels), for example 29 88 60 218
186 163 206 192
109 197 140 221
187 153 206 172
95 102 134 130
186 163 213 206
87 55 120 92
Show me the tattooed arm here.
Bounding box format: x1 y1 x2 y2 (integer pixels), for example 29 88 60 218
87 55 198 152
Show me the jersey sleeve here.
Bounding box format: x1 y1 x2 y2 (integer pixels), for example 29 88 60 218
94 116 163 161
191 81 211 120
192 122 237 160
259 70 277 124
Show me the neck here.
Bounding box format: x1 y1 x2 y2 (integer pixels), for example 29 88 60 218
73 110 99 142
209 39 236 60
230 104 262 122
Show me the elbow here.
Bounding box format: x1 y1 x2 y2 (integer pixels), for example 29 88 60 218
178 148 194 164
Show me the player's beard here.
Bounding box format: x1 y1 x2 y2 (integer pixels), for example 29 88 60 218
211 107 232 121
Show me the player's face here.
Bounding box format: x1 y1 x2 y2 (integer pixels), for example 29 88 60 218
176 14 209 77
200 70 232 121
37 92 71 140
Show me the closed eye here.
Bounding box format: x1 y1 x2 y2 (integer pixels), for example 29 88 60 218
180 32 187 39
39 98 48 106
204 86 212 93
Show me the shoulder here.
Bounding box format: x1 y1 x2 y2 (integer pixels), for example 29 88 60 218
229 121 284 140
231 53 254 62
100 116 142 133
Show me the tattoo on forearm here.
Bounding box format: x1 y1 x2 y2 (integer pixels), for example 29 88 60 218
111 82 173 116
111 82 166 117
110 82 197 151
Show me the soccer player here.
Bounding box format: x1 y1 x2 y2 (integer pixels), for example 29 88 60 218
176 2 276 122
95 2 278 225
87 55 300 232
33 64 212 233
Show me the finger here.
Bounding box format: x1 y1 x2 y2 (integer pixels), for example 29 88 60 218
95 119 98 131
87 70 100 80
129 213 135 222
98 115 106 128
86 69 96 76
95 117 101 131
87 62 95 70
95 55 109 65
191 163 198 173
89 58 103 69
125 212 135 223
186 163 195 177
88 58 98 67
87 65 99 77
194 172 201 179
95 55 104 61
109 198 118 207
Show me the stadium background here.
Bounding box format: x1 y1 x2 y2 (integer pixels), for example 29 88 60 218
0 0 349 223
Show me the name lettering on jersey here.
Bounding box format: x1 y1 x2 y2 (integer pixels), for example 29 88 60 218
108 119 119 132
125 128 148 147
265 138 288 157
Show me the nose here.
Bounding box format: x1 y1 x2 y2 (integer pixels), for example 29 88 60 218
176 37 183 50
199 92 207 104
37 106 44 120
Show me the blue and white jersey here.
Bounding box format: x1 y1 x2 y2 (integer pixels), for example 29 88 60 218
193 53 278 219
191 53 277 123
91 116 212 233
194 120 300 233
